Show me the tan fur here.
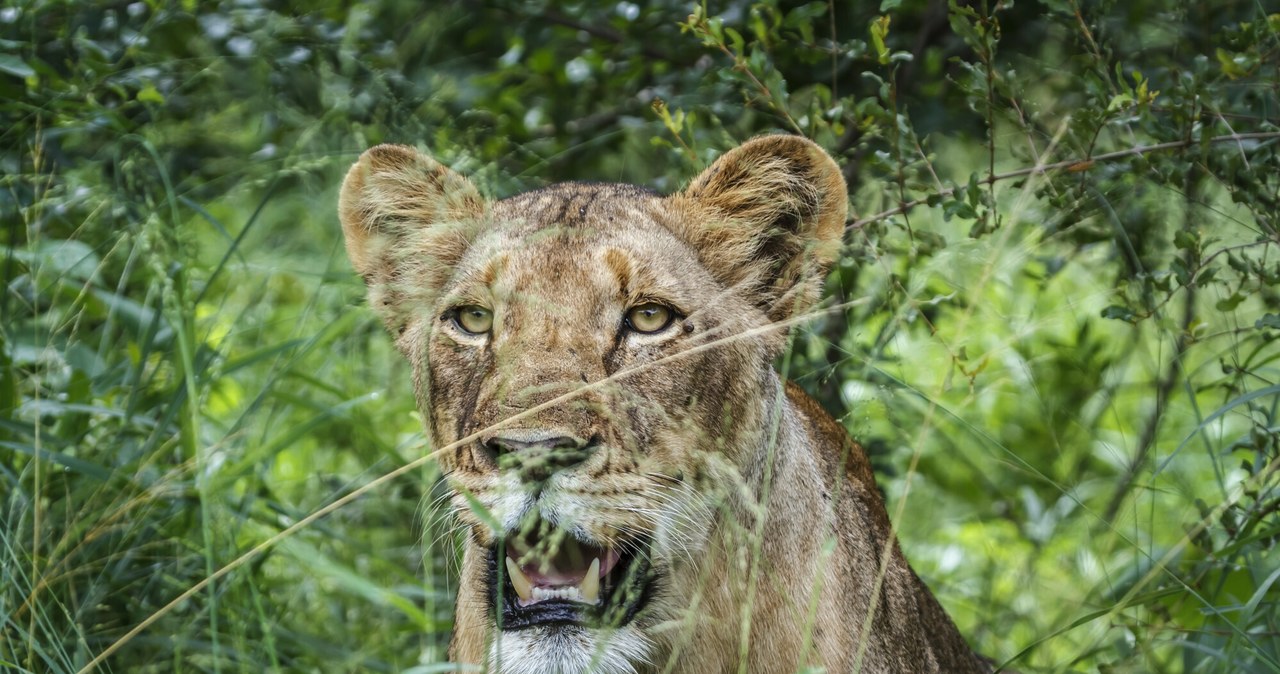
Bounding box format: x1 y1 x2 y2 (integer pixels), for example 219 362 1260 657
339 136 991 673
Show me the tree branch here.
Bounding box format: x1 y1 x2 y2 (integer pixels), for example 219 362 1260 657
846 131 1280 231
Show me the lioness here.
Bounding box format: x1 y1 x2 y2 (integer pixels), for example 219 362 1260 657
338 135 991 673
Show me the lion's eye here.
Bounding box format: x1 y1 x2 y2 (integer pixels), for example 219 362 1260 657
625 303 674 334
454 306 493 335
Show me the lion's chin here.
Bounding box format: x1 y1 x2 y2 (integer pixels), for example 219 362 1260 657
489 624 653 674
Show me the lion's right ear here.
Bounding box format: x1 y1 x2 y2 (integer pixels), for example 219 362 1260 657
338 144 485 337
669 135 847 328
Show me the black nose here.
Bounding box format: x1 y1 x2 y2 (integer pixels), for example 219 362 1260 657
481 433 595 481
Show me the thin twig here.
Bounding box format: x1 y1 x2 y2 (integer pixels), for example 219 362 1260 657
714 42 805 136
846 131 1280 231
540 9 672 63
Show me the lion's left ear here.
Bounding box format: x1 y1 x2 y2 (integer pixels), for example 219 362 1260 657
669 135 848 323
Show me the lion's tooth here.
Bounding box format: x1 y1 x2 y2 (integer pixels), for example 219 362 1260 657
581 557 601 603
505 556 533 602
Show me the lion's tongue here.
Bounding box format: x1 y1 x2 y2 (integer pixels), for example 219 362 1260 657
505 537 621 606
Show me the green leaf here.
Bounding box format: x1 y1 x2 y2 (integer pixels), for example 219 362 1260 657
1106 93 1134 111
0 440 112 481
947 1 983 50
1215 48 1249 79
137 84 165 104
1171 258 1191 286
1215 293 1245 311
4 240 102 282
1101 305 1136 322
1256 313 1280 330
870 16 891 65
89 288 170 343
35 239 100 281
1173 228 1199 252
724 27 745 54
0 54 34 79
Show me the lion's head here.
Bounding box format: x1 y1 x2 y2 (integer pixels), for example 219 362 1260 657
339 136 847 672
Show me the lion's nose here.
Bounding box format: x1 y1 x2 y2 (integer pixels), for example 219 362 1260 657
481 432 596 481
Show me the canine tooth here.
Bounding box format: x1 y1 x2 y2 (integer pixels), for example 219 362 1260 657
581 557 601 603
505 556 533 602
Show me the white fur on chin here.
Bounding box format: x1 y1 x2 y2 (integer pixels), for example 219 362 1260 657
489 625 652 674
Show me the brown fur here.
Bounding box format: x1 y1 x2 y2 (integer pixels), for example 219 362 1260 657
339 135 991 673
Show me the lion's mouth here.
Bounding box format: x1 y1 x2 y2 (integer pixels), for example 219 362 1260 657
486 526 654 630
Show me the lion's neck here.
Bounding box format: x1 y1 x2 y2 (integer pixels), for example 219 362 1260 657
659 377 988 673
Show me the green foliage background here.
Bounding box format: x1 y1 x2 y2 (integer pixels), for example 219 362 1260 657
2 0 1278 672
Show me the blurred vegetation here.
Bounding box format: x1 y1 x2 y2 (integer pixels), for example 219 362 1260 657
1 0 1278 672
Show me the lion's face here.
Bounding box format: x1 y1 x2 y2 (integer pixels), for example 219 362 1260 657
339 137 847 672
427 187 770 660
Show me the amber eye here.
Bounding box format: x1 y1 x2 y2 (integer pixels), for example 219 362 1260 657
625 303 674 334
454 306 493 335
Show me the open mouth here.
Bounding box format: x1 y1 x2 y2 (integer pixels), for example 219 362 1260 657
486 525 654 630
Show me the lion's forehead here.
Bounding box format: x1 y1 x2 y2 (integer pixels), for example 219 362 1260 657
486 184 674 249
445 184 711 307
492 181 661 229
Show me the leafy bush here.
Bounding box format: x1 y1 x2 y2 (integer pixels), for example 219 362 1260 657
1 0 1277 672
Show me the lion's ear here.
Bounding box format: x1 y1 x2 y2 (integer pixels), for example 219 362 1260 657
672 135 847 324
338 144 485 337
